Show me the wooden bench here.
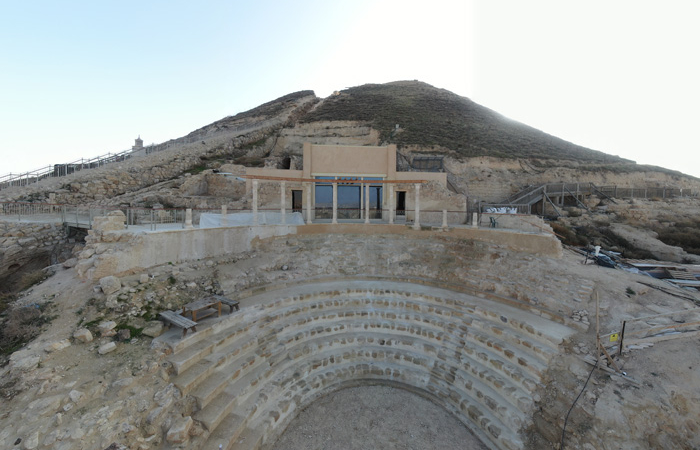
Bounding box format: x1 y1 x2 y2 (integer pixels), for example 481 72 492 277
158 310 198 338
205 294 240 314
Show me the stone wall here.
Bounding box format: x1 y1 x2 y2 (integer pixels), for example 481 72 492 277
0 220 66 291
75 221 562 281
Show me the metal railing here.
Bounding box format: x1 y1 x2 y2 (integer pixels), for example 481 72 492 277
501 182 691 207
0 117 287 191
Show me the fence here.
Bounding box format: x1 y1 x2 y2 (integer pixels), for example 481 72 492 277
1 202 480 230
0 117 287 191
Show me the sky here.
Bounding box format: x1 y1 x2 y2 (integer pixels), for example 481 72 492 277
1 1 698 179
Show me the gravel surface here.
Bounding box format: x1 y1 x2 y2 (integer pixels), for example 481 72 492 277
271 385 489 450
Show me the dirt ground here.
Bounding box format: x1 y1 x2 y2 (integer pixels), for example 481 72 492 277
271 385 489 450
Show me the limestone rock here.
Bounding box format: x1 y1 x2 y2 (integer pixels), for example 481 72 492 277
98 342 117 355
22 430 39 449
97 321 117 337
44 339 71 353
139 273 150 284
166 416 193 444
9 350 41 372
68 390 84 403
73 328 93 343
142 321 164 338
100 276 122 295
62 258 78 268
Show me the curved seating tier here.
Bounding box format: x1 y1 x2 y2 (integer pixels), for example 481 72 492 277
161 280 573 450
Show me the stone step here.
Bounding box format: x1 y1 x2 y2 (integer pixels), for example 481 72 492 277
190 353 262 411
253 343 529 430
190 333 535 445
193 365 265 431
173 335 258 395
246 288 567 350
168 321 255 375
179 318 544 412
232 425 265 450
246 359 522 450
247 296 557 357
193 412 246 450
263 315 549 380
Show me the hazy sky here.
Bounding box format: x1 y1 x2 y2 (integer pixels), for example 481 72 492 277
1 1 698 178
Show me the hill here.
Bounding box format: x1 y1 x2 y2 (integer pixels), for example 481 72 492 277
302 81 629 164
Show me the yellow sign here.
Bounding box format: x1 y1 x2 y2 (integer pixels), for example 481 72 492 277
609 333 619 342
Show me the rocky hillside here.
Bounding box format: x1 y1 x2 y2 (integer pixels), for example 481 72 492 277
302 81 628 164
2 81 700 261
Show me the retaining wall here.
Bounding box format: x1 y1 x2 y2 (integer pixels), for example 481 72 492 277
77 223 562 281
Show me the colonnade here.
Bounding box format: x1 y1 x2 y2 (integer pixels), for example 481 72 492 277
248 178 424 229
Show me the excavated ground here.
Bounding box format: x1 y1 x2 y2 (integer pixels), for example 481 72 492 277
272 385 489 450
1 230 699 450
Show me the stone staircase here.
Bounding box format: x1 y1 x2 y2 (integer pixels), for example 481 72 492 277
158 280 573 450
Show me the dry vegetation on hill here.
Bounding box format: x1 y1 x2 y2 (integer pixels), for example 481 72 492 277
302 81 630 163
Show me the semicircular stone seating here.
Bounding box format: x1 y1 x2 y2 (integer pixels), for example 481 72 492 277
162 280 574 450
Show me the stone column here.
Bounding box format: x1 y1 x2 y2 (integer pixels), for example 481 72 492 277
221 205 228 227
332 182 338 224
306 182 313 224
413 184 421 230
442 209 448 229
365 183 370 224
280 181 286 225
185 208 193 229
359 182 364 220
472 212 478 228
252 179 259 225
388 184 394 224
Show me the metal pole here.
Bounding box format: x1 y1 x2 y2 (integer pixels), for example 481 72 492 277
618 321 626 357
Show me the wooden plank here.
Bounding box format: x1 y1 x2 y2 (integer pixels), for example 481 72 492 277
239 174 428 184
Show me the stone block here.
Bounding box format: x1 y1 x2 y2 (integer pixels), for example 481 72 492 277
73 328 93 343
142 321 164 338
98 342 117 355
97 321 117 337
166 416 193 444
99 276 121 295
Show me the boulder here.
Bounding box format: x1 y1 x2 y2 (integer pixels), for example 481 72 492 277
99 276 121 295
62 258 78 268
97 321 117 337
73 328 93 343
9 350 41 372
142 321 164 338
98 342 117 355
44 339 71 353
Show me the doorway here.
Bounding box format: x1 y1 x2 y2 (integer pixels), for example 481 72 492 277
396 191 406 216
292 190 302 213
